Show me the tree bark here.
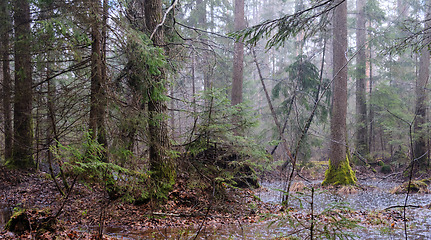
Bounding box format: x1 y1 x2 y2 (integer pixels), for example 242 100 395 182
89 0 108 156
1 0 12 160
413 2 430 168
12 0 34 168
323 0 356 185
355 0 368 156
368 28 374 153
145 0 175 198
330 0 348 166
196 0 211 92
231 0 245 106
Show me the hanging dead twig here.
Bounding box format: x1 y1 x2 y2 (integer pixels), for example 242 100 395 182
150 0 178 40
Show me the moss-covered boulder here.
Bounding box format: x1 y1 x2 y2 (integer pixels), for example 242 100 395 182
380 164 392 174
391 180 429 194
4 209 30 233
4 208 57 235
322 156 357 186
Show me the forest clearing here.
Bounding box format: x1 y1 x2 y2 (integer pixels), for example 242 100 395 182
2 0 431 239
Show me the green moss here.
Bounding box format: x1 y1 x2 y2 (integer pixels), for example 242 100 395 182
322 155 357 186
5 208 30 233
380 165 392 174
392 180 429 194
421 178 431 184
149 159 176 201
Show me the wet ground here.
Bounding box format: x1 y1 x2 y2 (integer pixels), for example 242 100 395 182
1 179 430 239
0 203 12 228
106 179 431 239
0 203 12 230
256 179 431 240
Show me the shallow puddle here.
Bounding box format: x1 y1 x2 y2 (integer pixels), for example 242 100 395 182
104 179 431 239
0 203 12 229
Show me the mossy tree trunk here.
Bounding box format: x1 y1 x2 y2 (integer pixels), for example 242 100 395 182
12 0 34 168
145 0 176 199
323 0 356 186
89 0 108 161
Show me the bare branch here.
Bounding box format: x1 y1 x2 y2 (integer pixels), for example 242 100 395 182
150 0 178 40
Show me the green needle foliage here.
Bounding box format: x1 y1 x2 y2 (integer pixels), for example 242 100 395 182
184 88 269 191
51 132 150 202
231 0 339 48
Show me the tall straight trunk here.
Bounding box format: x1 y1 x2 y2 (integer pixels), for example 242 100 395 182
89 0 107 154
323 0 356 186
413 2 430 168
196 0 211 92
368 43 374 152
99 0 108 148
192 54 196 112
355 0 368 156
12 0 34 168
145 0 175 197
330 0 348 166
231 0 245 106
1 0 12 160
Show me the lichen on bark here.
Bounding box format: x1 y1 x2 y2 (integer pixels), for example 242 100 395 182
322 156 357 186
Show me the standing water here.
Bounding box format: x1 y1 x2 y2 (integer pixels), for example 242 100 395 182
0 203 12 229
109 179 431 239
255 179 431 239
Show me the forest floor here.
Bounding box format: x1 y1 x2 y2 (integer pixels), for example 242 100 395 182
0 163 430 239
0 166 277 239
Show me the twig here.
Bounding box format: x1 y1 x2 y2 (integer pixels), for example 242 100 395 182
152 212 181 217
97 200 110 240
152 212 246 219
310 187 315 240
236 217 244 238
192 181 216 240
150 0 178 40
384 205 421 211
54 174 79 219
377 171 402 183
297 172 312 183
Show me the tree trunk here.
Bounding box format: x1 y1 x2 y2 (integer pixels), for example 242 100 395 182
1 0 12 160
196 0 211 92
12 0 34 168
231 0 245 106
99 0 108 148
368 34 374 153
355 0 368 156
323 0 356 186
413 2 430 168
145 0 175 198
89 0 107 157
